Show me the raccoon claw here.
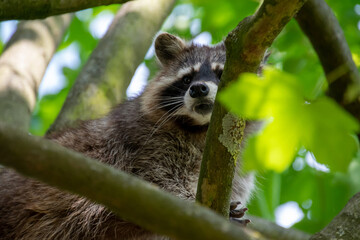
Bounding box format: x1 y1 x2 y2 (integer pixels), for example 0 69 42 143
230 207 248 218
229 201 250 227
230 201 241 211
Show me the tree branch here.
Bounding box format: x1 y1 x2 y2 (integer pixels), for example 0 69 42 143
296 0 360 121
0 0 132 21
49 0 176 132
310 192 360 240
196 0 307 216
296 3 360 238
0 15 72 131
0 123 254 240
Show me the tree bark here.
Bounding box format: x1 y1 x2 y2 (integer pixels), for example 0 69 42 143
0 0 132 21
0 15 72 131
296 0 360 121
310 192 360 240
0 123 253 240
49 0 176 132
196 0 307 216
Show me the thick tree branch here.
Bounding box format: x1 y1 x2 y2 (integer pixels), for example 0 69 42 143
0 123 253 240
310 192 360 240
196 0 307 216
49 0 176 132
296 0 360 121
0 15 72 131
0 0 131 21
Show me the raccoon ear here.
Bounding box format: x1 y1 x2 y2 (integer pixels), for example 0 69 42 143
155 33 186 65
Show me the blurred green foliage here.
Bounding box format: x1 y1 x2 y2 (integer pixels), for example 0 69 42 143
0 0 359 235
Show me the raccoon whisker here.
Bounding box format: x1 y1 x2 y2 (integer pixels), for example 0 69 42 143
144 98 184 113
151 96 184 101
133 99 182 121
135 100 183 121
145 103 183 142
158 100 184 109
153 103 183 129
143 102 182 127
148 110 180 140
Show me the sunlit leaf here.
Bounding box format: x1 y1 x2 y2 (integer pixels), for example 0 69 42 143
219 68 359 173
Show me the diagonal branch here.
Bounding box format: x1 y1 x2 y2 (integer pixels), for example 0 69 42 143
296 0 360 122
49 0 176 132
296 1 360 238
0 123 253 240
0 0 132 21
0 15 72 131
196 0 307 216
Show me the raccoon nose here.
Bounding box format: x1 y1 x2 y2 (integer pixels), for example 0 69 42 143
189 83 209 98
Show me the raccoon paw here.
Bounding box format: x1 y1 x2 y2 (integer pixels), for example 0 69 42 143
229 201 251 227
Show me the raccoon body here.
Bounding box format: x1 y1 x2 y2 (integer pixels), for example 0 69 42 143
0 33 255 240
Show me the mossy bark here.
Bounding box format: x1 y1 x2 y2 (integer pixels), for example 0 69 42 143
49 0 176 132
310 192 360 240
196 0 307 216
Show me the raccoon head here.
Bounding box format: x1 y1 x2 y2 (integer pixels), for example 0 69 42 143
141 33 225 130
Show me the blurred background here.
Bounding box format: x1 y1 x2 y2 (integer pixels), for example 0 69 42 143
1 0 359 234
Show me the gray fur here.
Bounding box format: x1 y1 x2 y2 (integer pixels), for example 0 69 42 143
0 33 257 240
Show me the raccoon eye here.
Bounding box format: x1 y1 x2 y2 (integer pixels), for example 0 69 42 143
182 75 192 84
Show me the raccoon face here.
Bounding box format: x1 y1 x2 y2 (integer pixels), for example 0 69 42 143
141 33 226 129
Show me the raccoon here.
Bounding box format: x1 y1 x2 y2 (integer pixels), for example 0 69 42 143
0 33 255 240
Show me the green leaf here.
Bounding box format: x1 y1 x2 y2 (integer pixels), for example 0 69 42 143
302 98 359 171
243 117 300 172
219 68 359 173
